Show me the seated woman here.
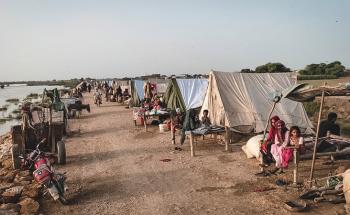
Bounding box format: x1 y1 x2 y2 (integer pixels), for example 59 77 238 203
281 126 304 169
270 120 289 173
260 115 280 166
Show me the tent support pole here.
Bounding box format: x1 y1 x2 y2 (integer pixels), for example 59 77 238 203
190 132 195 157
171 117 175 145
143 112 147 132
309 84 326 184
225 126 230 152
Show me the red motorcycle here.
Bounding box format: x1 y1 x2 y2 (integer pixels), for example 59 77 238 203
20 139 68 205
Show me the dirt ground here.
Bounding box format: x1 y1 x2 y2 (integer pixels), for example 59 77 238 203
39 93 348 215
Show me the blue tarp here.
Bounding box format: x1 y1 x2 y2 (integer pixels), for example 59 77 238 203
134 80 144 100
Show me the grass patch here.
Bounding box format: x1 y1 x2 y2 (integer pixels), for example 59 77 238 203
6 98 20 103
338 120 350 135
303 101 320 117
297 75 338 80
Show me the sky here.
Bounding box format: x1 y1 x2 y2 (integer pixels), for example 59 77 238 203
0 0 349 81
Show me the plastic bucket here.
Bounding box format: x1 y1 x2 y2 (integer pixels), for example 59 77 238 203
159 124 166 132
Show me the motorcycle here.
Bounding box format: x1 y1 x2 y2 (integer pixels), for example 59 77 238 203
20 139 69 205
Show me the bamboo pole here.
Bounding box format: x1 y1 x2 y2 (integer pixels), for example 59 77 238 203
225 126 230 152
293 148 299 185
171 116 175 145
190 132 195 157
143 112 147 132
309 82 326 183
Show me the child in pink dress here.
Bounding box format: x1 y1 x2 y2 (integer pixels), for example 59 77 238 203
281 126 304 168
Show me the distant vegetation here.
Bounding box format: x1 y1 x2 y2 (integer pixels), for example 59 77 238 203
241 62 292 73
5 98 20 103
0 79 81 89
303 101 320 117
298 61 346 80
0 106 8 111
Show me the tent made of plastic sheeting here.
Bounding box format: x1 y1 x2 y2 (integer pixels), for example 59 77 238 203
148 79 169 94
200 71 314 134
130 80 144 107
113 80 130 92
165 79 208 112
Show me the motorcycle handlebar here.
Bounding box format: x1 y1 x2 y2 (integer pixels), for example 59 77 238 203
36 138 47 149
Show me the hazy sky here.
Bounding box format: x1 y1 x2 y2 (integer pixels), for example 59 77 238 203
0 0 349 81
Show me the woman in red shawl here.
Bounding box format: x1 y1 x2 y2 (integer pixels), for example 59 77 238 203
260 115 280 166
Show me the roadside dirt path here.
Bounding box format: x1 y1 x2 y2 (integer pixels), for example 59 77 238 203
39 93 342 215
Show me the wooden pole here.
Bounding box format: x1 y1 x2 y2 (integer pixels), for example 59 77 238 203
171 115 175 145
293 148 299 185
190 132 195 157
310 83 326 183
225 126 230 152
262 102 277 141
143 112 147 132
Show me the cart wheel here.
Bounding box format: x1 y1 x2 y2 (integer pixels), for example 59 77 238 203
12 144 20 169
57 141 66 165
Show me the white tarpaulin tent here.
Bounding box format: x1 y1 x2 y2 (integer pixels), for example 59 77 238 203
165 79 208 111
201 71 314 134
177 79 208 110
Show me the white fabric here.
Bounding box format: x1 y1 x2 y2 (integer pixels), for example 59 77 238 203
156 83 168 94
176 79 208 110
134 80 144 100
242 134 264 159
201 71 314 134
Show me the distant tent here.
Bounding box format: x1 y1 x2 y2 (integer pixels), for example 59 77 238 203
147 79 169 95
114 80 130 92
130 79 172 107
130 80 144 107
201 71 314 134
165 79 208 112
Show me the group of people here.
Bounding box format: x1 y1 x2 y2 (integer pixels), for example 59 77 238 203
143 94 165 111
260 112 341 174
91 81 130 104
260 116 304 173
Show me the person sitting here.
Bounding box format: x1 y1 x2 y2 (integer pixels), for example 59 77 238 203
270 120 289 174
281 126 304 169
153 98 161 110
317 112 341 152
319 112 340 138
260 115 280 166
201 110 211 127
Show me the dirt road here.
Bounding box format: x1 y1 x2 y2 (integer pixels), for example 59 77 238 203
40 93 342 215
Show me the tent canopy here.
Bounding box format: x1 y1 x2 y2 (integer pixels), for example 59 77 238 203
165 79 208 112
201 71 314 134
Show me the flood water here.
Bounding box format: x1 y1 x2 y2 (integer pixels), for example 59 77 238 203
0 84 64 136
